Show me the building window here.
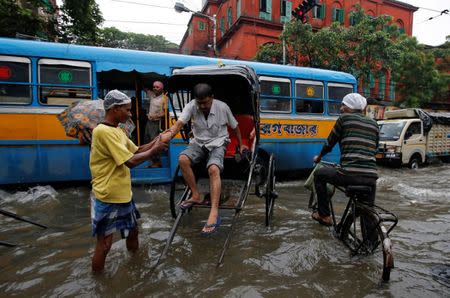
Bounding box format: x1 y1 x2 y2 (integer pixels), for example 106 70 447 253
396 20 405 34
259 0 272 21
260 0 267 12
220 17 225 37
237 0 241 18
390 78 396 101
38 59 92 106
313 3 326 20
198 21 205 31
332 7 344 24
0 56 31 105
349 15 357 26
363 73 375 98
281 0 286 16
280 0 292 23
227 7 232 28
378 73 386 100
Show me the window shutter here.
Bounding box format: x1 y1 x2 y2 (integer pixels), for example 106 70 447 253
390 78 396 101
378 74 386 99
332 7 337 22
220 17 225 37
339 9 344 24
237 0 241 18
363 82 370 98
286 1 292 21
369 74 375 88
267 0 272 14
320 4 326 20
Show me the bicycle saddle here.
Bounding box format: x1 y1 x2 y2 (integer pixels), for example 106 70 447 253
345 185 373 197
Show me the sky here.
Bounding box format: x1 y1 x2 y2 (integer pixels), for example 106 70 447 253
86 0 449 46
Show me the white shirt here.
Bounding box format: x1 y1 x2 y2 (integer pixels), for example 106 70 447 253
179 99 238 150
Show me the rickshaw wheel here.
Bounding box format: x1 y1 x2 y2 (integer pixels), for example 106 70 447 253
265 154 277 226
169 165 190 219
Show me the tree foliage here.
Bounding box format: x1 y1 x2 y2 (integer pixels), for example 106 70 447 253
59 0 104 45
393 37 449 107
254 42 284 64
98 27 178 52
255 5 449 108
0 0 58 40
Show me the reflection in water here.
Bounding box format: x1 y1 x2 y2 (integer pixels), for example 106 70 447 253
1 165 450 296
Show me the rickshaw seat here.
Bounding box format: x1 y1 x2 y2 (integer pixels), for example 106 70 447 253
225 114 255 158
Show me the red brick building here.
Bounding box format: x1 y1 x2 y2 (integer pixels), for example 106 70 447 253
179 0 417 101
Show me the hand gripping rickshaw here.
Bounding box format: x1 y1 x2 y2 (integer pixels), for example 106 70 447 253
154 64 277 268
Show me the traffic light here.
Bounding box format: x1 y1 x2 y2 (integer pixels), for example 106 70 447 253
292 0 317 23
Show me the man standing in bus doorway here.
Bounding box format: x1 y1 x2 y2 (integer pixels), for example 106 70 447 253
163 83 244 235
89 90 167 273
144 81 167 168
312 93 379 227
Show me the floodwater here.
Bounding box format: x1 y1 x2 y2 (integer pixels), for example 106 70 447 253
1 164 449 297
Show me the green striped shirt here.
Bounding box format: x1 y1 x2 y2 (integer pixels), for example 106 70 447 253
320 113 379 178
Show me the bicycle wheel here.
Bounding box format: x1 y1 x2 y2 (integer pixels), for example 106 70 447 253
339 206 393 282
169 165 190 219
264 154 276 226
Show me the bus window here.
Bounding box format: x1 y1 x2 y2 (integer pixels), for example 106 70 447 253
328 83 354 114
0 56 31 105
295 80 324 114
38 59 92 106
259 76 291 113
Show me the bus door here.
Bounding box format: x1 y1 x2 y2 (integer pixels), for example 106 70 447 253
97 70 172 183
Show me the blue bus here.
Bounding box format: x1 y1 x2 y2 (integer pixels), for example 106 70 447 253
0 37 356 185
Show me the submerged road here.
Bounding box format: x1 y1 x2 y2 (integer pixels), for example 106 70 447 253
1 164 449 296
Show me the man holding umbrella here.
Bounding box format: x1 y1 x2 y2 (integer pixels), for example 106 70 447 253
89 90 167 273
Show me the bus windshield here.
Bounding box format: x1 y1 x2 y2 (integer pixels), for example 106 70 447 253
379 121 406 141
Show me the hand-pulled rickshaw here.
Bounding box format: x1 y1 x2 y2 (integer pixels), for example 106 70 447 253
154 64 277 268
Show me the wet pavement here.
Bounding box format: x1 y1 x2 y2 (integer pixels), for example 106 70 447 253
1 164 449 297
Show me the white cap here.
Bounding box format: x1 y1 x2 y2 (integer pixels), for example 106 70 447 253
104 89 132 110
342 93 367 110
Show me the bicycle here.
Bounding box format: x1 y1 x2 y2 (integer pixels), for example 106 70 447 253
307 162 398 282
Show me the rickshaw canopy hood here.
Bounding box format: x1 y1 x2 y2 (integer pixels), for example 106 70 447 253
168 64 260 117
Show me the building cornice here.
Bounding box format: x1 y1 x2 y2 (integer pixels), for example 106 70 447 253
384 0 418 12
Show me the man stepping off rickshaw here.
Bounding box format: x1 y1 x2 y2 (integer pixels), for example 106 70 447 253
164 83 244 235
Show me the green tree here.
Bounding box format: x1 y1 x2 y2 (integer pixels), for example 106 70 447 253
279 21 313 66
98 27 178 52
393 37 449 107
255 5 449 108
254 42 284 64
0 0 58 40
59 0 103 45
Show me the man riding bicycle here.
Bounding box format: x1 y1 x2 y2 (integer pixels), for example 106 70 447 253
312 93 379 227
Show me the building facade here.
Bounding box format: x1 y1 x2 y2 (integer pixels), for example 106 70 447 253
179 0 417 102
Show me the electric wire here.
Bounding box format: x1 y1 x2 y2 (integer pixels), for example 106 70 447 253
110 0 172 9
104 19 186 26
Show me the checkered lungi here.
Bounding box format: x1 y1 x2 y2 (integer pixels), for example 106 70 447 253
90 193 141 238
